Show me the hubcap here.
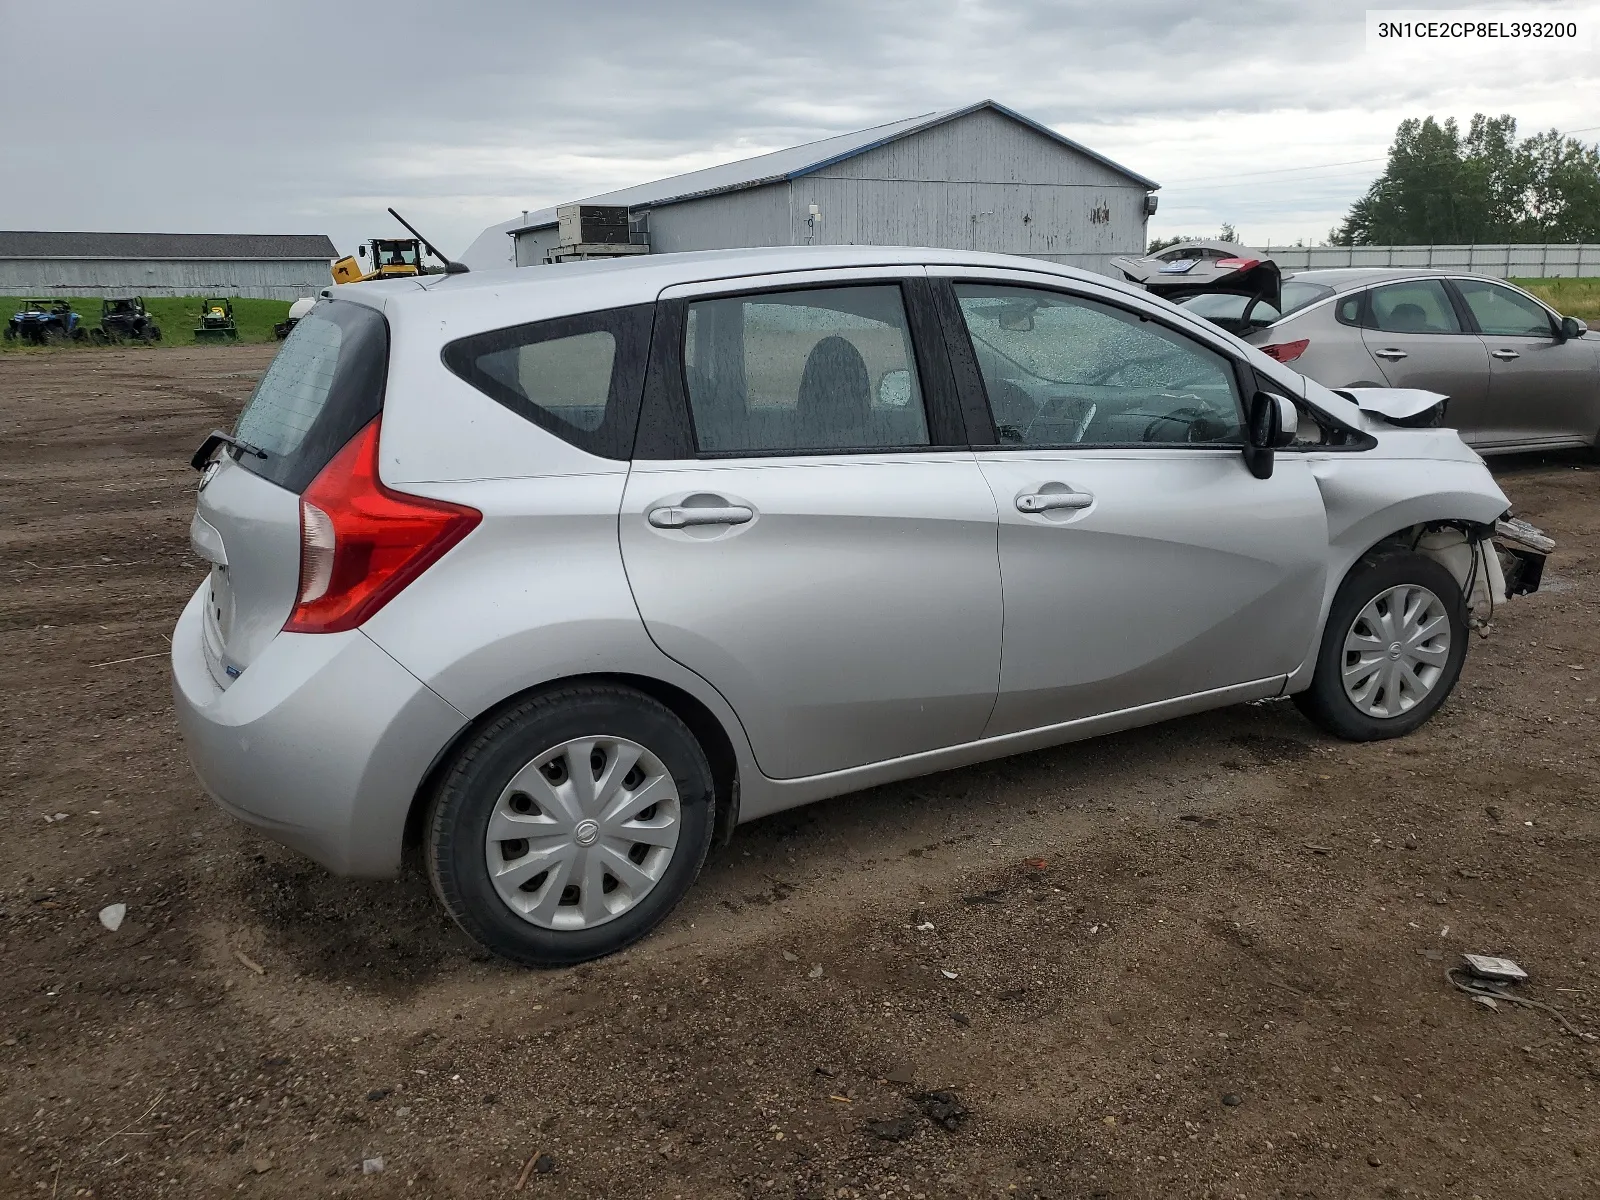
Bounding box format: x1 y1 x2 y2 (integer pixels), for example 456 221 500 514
1341 583 1452 718
484 736 681 931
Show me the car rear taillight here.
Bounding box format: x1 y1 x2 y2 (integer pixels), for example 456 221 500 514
284 418 480 634
1260 339 1310 363
1214 257 1260 271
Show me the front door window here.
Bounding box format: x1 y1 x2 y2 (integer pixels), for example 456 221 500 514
952 284 1244 446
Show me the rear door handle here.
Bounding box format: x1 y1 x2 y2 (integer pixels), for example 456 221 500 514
647 504 755 529
1372 348 1408 361
1016 490 1094 514
1490 349 1521 361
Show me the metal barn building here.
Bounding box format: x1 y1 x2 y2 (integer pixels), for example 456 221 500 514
461 100 1159 276
0 232 340 300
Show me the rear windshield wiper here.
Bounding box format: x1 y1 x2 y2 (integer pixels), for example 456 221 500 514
190 429 269 472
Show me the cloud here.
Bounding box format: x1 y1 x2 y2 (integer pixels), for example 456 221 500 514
1 0 1594 257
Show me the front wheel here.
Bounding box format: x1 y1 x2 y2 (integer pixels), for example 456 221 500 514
1293 551 1468 741
425 684 716 966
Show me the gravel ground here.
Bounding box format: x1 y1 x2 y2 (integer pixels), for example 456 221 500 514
2 345 1597 1199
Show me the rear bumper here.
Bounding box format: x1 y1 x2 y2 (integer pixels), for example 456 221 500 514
170 582 468 877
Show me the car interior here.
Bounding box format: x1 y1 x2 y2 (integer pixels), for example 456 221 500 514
957 291 1245 446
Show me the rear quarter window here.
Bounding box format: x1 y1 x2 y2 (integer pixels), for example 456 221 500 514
441 304 654 460
233 299 388 494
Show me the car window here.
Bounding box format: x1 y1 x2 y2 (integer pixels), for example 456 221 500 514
233 300 388 493
442 304 653 460
1368 280 1461 334
682 284 929 453
478 331 616 432
953 284 1245 447
1455 278 1554 337
1278 280 1335 317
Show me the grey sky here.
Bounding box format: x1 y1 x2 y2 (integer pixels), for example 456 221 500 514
2 0 1595 257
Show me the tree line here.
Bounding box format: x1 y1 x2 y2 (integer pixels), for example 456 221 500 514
1145 115 1600 252
1332 114 1600 245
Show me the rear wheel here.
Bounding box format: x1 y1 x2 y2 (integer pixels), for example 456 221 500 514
425 684 716 966
1294 552 1467 740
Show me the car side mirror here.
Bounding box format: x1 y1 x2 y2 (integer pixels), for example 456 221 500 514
1245 390 1296 479
1559 315 1585 341
877 368 912 407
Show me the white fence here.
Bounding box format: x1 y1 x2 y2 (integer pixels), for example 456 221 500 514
1260 243 1600 278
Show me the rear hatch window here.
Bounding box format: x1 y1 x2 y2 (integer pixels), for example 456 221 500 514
233 299 389 493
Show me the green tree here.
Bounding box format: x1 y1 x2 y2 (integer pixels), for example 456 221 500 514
1332 114 1600 244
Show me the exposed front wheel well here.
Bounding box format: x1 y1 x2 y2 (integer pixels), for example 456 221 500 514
402 672 741 857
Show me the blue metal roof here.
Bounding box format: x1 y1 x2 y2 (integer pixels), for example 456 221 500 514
507 100 1158 234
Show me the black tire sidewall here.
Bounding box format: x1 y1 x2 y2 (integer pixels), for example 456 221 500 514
1302 552 1469 740
428 688 715 966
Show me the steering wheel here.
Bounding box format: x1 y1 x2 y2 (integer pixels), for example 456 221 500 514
1140 404 1231 443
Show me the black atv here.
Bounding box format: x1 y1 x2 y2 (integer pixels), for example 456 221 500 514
92 297 162 344
4 298 87 345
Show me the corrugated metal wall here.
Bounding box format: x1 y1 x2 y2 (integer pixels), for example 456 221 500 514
512 109 1152 276
642 187 792 254
0 258 333 300
1264 243 1600 278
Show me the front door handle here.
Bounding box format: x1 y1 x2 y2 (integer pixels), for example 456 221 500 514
647 504 755 529
1490 349 1521 361
1016 490 1094 514
1372 348 1408 361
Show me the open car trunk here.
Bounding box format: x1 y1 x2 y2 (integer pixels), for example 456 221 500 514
1110 245 1282 312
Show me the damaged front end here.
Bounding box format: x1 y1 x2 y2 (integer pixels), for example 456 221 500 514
1493 516 1553 597
1413 515 1552 638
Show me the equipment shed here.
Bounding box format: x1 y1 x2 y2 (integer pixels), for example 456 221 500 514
462 100 1159 277
0 232 340 300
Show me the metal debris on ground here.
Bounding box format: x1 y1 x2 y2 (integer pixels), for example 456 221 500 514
1463 954 1529 983
1446 955 1594 1041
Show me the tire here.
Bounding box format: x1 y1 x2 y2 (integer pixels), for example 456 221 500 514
1293 551 1468 741
425 683 716 966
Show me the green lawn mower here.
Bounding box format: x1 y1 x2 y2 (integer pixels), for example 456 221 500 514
193 297 238 341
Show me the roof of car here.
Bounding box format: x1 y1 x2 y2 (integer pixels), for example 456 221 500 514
339 245 1149 317
1282 267 1459 290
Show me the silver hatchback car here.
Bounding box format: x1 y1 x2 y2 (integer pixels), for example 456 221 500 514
174 245 1531 966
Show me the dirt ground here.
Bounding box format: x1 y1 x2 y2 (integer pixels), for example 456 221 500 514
1 345 1597 1200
